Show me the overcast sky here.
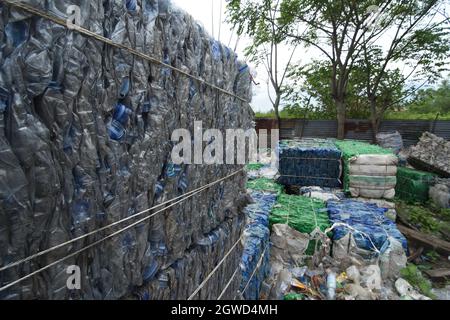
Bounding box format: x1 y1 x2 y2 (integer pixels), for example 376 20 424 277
172 0 449 113
172 0 301 112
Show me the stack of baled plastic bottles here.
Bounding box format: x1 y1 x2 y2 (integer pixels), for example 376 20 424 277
0 0 253 299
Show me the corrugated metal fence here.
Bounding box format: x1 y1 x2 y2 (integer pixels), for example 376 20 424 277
256 119 450 146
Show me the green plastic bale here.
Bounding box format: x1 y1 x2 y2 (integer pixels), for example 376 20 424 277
284 293 304 300
334 140 396 192
270 194 331 255
246 178 284 195
396 167 437 203
246 163 265 171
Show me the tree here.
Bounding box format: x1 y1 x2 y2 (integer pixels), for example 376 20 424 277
358 1 449 140
408 78 450 114
227 0 298 127
278 0 448 139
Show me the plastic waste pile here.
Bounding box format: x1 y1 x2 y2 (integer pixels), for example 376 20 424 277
409 132 450 177
278 139 342 188
376 131 404 154
327 200 408 276
429 179 450 209
246 150 279 181
260 224 310 300
299 186 343 202
396 167 437 204
239 191 277 300
334 140 398 199
0 0 253 299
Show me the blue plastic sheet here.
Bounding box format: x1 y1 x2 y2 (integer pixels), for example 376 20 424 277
278 139 342 188
327 200 408 254
240 191 277 300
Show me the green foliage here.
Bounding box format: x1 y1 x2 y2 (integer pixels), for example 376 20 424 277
231 0 449 123
400 264 436 299
424 250 440 263
395 200 450 238
406 78 450 115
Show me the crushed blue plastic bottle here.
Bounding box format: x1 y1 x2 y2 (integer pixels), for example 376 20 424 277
125 0 137 12
5 21 28 48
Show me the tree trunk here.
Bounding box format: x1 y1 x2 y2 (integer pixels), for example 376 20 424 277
369 98 380 143
274 95 281 130
336 100 346 140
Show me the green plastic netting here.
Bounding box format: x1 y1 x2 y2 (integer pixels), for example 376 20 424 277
334 140 395 192
246 178 284 195
270 194 331 254
396 167 437 204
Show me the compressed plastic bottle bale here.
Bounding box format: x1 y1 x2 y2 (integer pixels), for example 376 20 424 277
409 132 450 177
246 178 284 195
396 167 437 204
278 139 342 188
429 181 450 209
327 200 408 254
239 191 277 300
0 0 253 300
376 131 404 154
132 213 245 300
270 194 330 255
334 140 398 200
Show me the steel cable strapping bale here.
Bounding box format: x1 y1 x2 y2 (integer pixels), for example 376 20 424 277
396 167 437 204
0 0 253 300
278 139 342 188
239 191 277 300
409 132 450 178
269 194 331 255
131 213 245 300
334 140 398 200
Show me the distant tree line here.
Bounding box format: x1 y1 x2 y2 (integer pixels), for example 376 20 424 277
227 0 450 139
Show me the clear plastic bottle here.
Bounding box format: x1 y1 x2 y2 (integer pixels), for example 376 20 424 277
327 271 337 300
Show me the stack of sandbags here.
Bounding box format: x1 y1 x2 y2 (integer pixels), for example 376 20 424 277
396 167 437 204
0 0 253 300
278 139 342 188
335 141 398 200
376 131 403 154
409 132 450 178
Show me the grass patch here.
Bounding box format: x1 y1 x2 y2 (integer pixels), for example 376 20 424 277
400 264 436 299
395 201 450 239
